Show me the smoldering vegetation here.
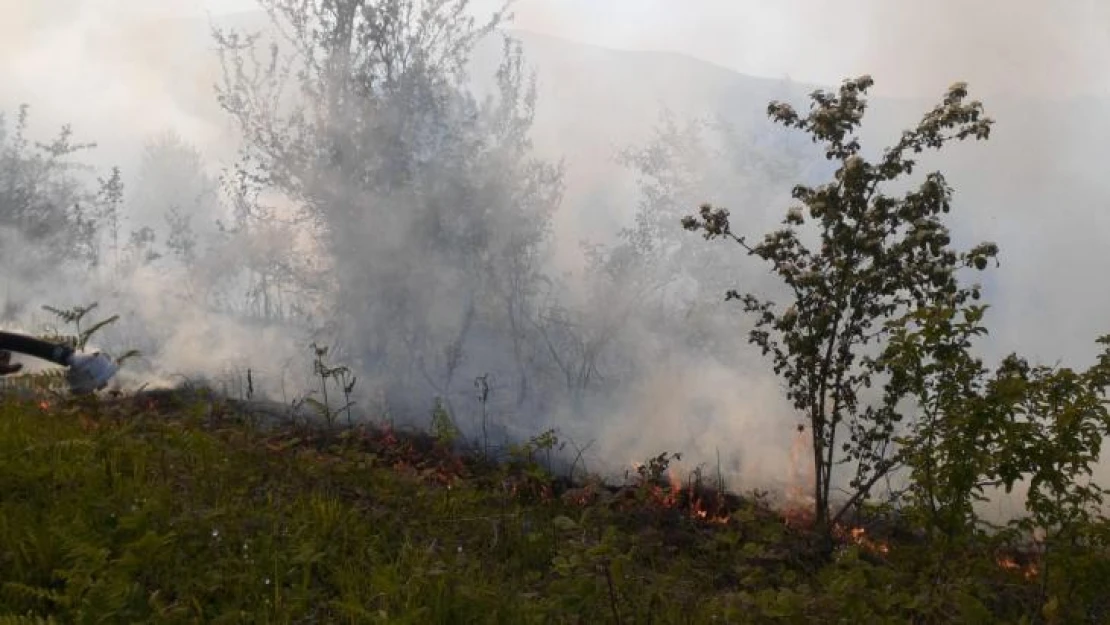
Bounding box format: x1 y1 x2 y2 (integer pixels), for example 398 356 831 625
3 0 1110 506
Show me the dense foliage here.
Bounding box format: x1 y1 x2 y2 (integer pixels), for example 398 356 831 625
684 76 1110 621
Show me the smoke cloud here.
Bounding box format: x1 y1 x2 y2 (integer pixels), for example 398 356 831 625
2 0 1110 513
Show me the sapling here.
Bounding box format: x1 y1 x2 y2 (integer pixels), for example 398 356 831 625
306 342 355 428
475 373 492 458
431 397 460 447
683 76 997 542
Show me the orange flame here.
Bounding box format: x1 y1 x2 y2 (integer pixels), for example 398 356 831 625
839 525 890 555
690 494 730 524
997 556 1039 580
625 463 732 524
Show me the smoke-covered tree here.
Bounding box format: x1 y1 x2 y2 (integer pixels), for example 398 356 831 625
130 132 220 268
122 226 161 269
214 166 323 322
93 166 125 272
164 204 197 267
617 111 806 353
534 107 813 413
476 39 565 408
683 76 998 542
213 1 563 418
0 105 98 271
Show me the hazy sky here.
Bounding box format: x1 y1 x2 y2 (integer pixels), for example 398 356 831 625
196 0 1110 98
4 0 1108 135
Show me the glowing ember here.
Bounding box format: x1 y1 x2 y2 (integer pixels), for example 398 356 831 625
997 555 1039 580
838 525 890 555
38 401 50 411
690 496 730 524
622 464 733 524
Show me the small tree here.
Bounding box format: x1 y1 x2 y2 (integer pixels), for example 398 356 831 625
213 0 562 412
880 303 996 541
94 166 125 272
991 347 1110 536
0 105 99 269
683 76 998 541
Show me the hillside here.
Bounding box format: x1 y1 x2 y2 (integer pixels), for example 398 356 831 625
0 387 1084 623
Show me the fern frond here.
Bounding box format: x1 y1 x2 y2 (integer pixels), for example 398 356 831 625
78 315 119 348
115 350 141 366
41 302 98 325
1 368 68 393
40 305 71 321
0 613 60 625
1 581 65 608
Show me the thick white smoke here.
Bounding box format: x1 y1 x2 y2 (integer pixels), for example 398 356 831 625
2 0 1110 513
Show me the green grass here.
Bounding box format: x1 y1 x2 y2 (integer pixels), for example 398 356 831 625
0 390 1103 624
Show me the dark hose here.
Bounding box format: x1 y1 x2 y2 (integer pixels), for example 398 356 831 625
0 331 75 366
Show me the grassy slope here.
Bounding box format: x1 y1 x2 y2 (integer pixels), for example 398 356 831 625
0 389 1086 624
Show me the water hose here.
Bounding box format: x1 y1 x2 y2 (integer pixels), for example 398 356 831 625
0 331 118 394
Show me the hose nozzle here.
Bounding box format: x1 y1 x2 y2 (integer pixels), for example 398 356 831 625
66 352 118 395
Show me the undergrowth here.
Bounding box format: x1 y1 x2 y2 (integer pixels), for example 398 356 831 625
0 390 1106 624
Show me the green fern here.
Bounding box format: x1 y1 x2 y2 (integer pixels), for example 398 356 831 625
0 367 68 394
0 613 60 625
430 397 459 446
40 302 142 374
41 303 113 352
307 342 357 427
0 582 65 611
113 350 141 367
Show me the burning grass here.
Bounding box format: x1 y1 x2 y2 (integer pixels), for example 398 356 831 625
0 388 1106 623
